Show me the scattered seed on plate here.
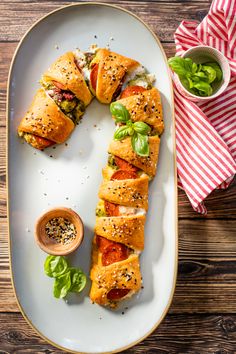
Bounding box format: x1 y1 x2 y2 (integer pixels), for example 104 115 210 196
45 217 77 245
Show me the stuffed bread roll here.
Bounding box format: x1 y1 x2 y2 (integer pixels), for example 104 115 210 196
90 254 141 307
115 87 164 135
98 175 149 210
42 51 93 107
108 136 161 177
18 88 75 149
95 214 146 251
89 48 139 103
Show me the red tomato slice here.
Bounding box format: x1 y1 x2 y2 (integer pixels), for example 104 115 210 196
120 85 146 99
96 235 113 253
52 80 66 90
96 236 129 266
104 200 120 217
90 63 98 91
102 243 129 266
114 156 137 172
107 289 130 300
111 169 138 180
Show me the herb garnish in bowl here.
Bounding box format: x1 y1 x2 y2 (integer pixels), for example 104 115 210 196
168 56 223 97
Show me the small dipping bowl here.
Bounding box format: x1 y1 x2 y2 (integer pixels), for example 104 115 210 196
174 45 231 102
35 207 84 255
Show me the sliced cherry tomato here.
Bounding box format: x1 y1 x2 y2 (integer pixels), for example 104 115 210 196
90 63 98 91
120 85 146 99
107 289 130 300
111 169 138 180
104 200 120 217
52 80 66 90
96 235 113 253
96 236 129 266
114 156 137 172
102 243 129 266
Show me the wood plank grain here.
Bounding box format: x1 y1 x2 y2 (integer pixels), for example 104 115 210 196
0 1 209 42
2 217 236 313
0 312 235 353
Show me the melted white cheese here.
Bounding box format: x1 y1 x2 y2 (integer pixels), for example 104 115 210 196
118 206 146 216
122 65 146 87
122 64 155 89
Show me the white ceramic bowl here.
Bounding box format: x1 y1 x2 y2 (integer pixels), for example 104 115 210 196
174 45 231 102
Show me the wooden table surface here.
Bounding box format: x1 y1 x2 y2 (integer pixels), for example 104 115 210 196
1 0 236 353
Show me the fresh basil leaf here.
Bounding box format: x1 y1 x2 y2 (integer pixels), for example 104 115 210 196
194 71 208 80
184 57 193 72
131 132 149 157
179 76 191 90
192 62 198 74
192 76 200 83
133 121 151 135
44 255 68 278
114 125 133 140
187 77 194 89
110 102 130 123
69 268 87 293
53 271 71 298
204 62 222 81
197 64 202 72
201 65 217 83
126 120 133 127
168 57 189 77
193 81 213 96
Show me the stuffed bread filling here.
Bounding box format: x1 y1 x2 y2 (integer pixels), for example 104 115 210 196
18 131 54 150
41 80 85 124
96 155 147 217
107 154 151 180
95 235 132 300
89 62 127 101
73 48 97 87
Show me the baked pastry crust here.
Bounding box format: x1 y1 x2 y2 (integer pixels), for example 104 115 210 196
108 136 160 177
115 88 164 135
95 214 146 251
18 88 75 144
42 51 93 106
90 254 141 307
91 48 139 103
98 175 149 210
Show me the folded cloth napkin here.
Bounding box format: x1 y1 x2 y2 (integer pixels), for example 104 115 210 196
173 0 236 214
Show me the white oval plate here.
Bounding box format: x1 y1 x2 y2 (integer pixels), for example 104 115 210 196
7 3 177 353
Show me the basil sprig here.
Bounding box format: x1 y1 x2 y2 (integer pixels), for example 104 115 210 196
110 102 151 157
168 56 223 97
44 255 86 299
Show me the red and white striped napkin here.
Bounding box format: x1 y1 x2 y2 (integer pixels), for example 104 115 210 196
173 0 236 214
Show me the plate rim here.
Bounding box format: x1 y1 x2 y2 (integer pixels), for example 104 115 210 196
6 2 178 353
